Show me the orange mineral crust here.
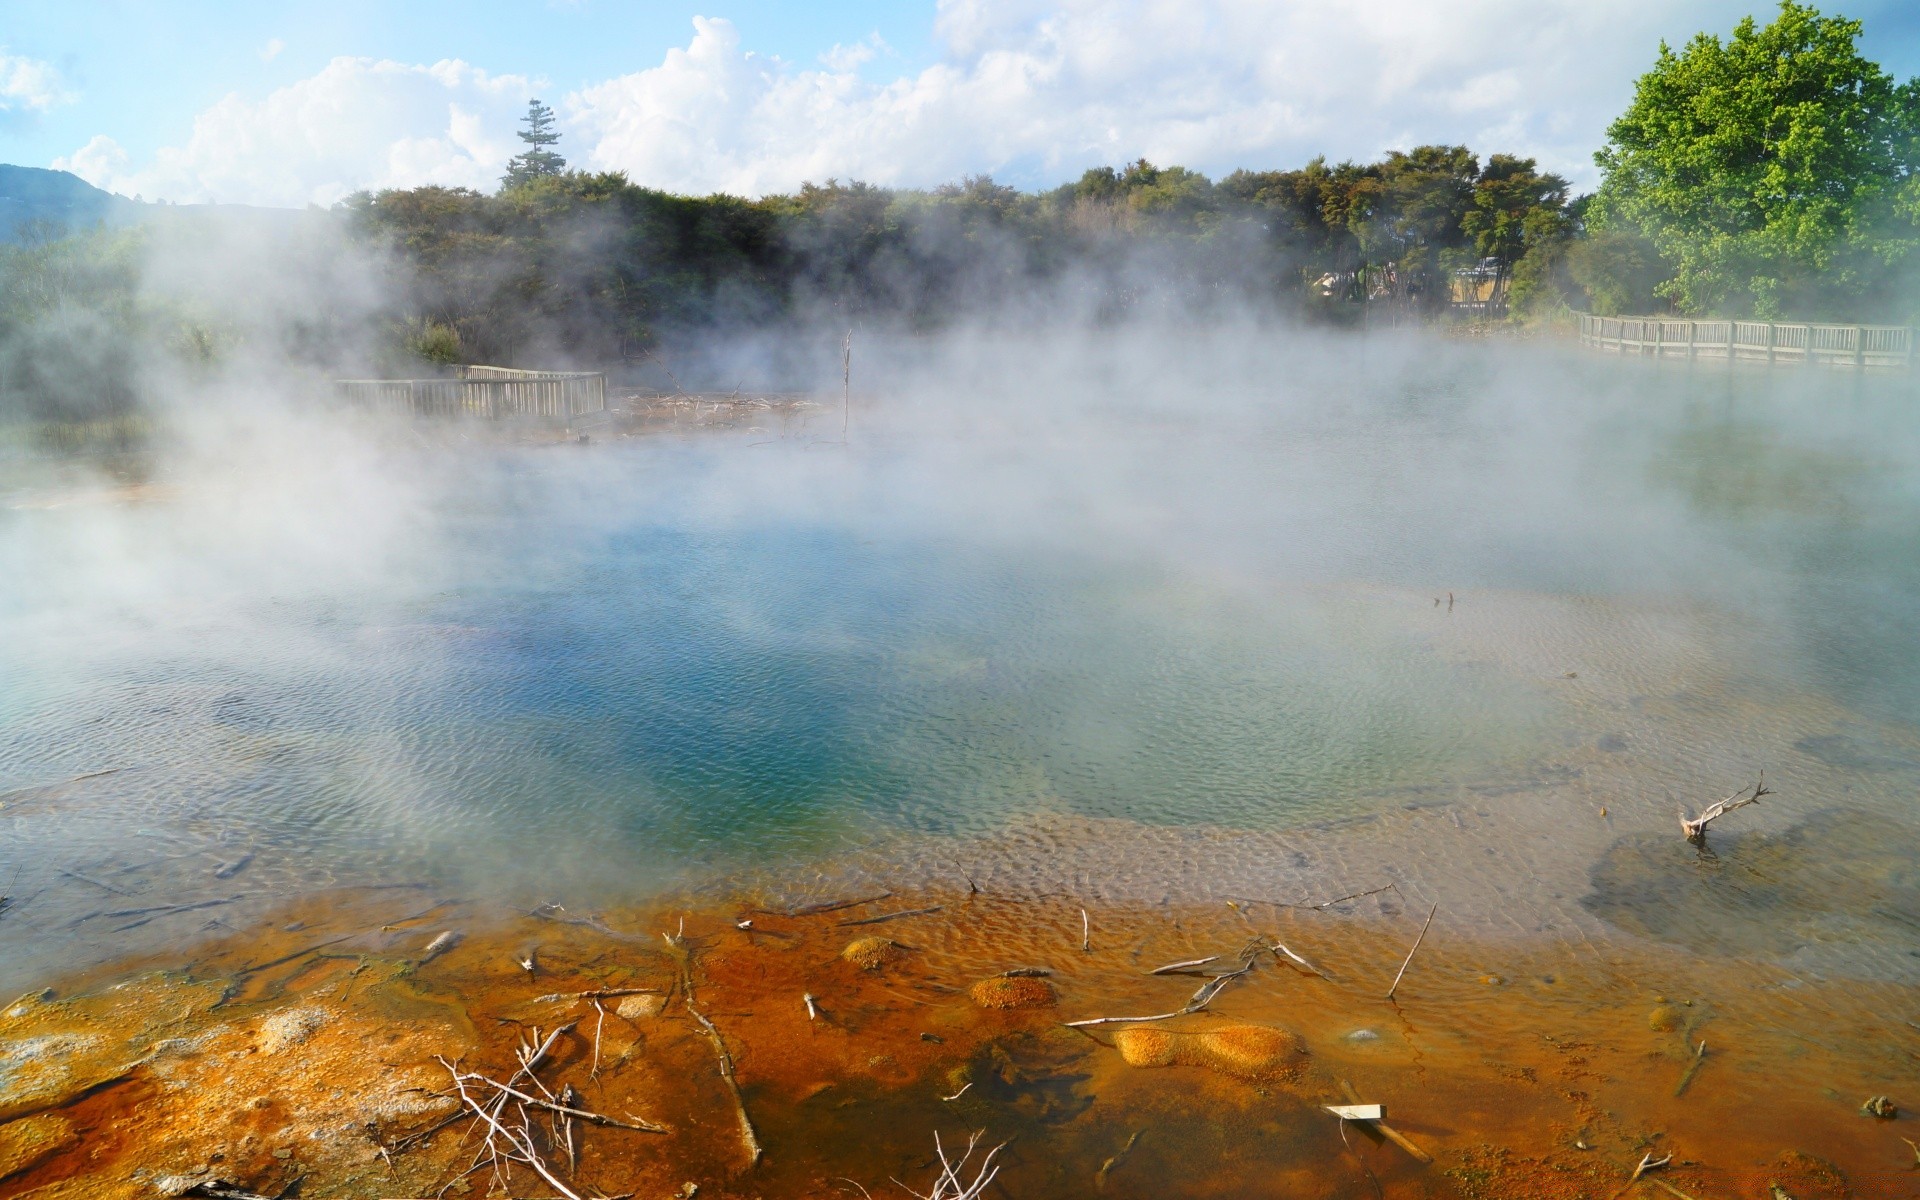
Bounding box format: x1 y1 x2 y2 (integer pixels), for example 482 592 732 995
0 885 1913 1199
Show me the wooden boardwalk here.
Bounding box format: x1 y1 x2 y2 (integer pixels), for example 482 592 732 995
333 365 607 423
1577 313 1912 371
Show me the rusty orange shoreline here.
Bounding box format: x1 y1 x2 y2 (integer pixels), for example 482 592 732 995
0 883 1913 1199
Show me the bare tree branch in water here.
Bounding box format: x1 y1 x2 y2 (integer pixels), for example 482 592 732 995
1680 778 1771 843
892 1129 1008 1200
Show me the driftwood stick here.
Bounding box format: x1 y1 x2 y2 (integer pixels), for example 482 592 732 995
760 892 892 918
1095 1129 1143 1189
1242 883 1399 911
59 868 134 896
1680 778 1771 842
1270 942 1327 977
81 894 246 923
1081 908 1092 953
673 946 761 1168
1385 903 1438 1001
465 1075 667 1132
1609 1150 1673 1200
687 999 761 1166
438 1057 582 1200
1148 955 1219 975
1338 1080 1432 1164
1672 1040 1707 1097
836 905 942 927
1066 958 1255 1027
589 999 606 1079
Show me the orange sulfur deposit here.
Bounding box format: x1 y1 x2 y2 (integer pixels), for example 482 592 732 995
0 883 1914 1200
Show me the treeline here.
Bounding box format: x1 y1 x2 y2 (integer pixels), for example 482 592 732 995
5 0 1919 431
342 148 1579 368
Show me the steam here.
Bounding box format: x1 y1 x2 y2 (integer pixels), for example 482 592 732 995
2 199 1919 998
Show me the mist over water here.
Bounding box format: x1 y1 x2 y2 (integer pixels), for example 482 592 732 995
4 327 1920 994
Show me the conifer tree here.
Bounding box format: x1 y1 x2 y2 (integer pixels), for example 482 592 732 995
501 100 567 190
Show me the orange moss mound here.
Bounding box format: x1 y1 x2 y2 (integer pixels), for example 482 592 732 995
1111 1022 1301 1078
841 936 905 970
967 976 1058 1009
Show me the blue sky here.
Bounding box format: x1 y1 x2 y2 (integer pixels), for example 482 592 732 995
5 0 1919 206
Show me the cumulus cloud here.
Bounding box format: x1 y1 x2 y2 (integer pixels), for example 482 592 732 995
60 0 1768 205
566 0 1759 195
56 57 532 207
0 49 73 127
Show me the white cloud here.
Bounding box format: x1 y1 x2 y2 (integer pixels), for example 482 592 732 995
59 0 1766 205
0 49 73 123
56 57 532 207
260 38 286 63
567 0 1759 196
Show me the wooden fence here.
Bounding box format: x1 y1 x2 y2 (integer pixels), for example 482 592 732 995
333 365 607 423
1576 313 1913 371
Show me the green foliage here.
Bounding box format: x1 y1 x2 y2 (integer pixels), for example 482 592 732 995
501 100 568 191
411 319 463 365
1591 1 1920 318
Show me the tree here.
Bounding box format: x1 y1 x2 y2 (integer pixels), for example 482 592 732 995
501 100 568 191
1590 2 1920 318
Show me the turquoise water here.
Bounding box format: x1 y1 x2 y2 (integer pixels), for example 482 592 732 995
4 333 1920 986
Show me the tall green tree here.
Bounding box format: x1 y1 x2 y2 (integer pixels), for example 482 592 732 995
501 100 568 191
1590 2 1920 317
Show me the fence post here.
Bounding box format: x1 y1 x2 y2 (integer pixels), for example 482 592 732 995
1856 327 1866 372
1766 322 1776 365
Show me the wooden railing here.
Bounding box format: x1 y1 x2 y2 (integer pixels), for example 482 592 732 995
1576 313 1913 371
333 365 607 422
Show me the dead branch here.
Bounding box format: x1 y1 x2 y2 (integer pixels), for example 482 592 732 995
1237 882 1400 911
835 905 942 927
892 1130 1007 1200
1270 942 1327 977
1081 908 1092 953
77 893 246 925
1148 955 1219 975
1672 1040 1707 1097
436 1056 582 1200
1680 778 1771 842
1338 1080 1432 1164
757 891 892 918
1095 1129 1143 1190
589 999 606 1079
672 945 761 1169
1609 1150 1672 1200
1385 903 1438 1002
1066 956 1256 1027
463 1074 667 1132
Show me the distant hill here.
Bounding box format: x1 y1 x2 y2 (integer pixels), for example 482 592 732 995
0 164 136 240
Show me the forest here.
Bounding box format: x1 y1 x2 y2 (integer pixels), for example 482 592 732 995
3 1 1919 416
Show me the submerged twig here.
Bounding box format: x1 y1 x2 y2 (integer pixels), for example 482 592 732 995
1680 778 1771 843
1385 903 1438 1002
1147 955 1219 975
670 941 760 1169
1066 956 1256 1027
1270 941 1327 977
893 1130 1006 1200
465 1074 666 1132
1672 1040 1707 1097
1610 1150 1672 1199
836 905 942 927
760 892 893 918
1095 1129 1142 1190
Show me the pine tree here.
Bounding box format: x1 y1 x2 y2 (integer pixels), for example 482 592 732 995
501 99 567 190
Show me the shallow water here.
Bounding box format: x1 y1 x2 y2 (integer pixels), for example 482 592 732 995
6 335 1920 1195
5 336 1920 981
